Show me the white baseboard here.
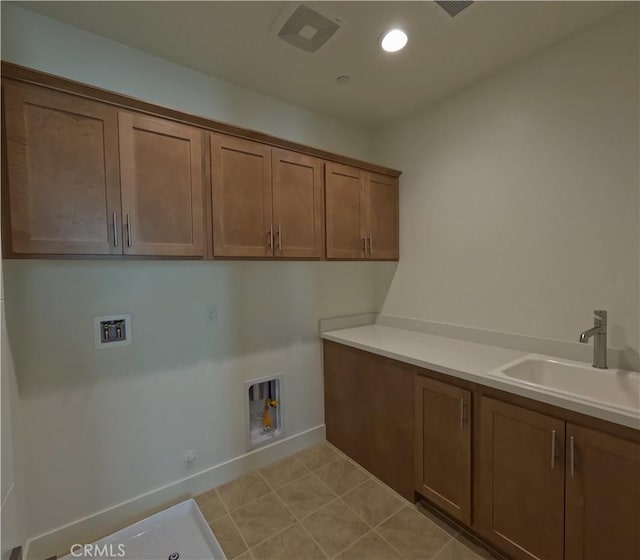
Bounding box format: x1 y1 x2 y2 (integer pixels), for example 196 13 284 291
25 425 326 560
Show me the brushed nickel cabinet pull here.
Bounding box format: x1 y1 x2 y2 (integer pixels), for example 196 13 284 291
362 236 367 253
570 436 576 476
126 213 132 247
277 225 282 251
267 225 273 251
460 398 465 428
112 212 118 247
551 430 557 469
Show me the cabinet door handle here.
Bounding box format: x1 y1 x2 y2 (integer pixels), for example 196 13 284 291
277 225 282 251
459 398 465 428
362 236 367 254
368 234 373 255
267 226 273 251
126 213 132 247
551 429 557 469
570 436 575 477
112 213 118 247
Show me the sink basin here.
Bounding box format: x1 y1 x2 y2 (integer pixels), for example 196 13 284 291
490 354 640 415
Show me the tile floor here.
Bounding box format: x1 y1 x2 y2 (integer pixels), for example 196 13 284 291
195 442 498 560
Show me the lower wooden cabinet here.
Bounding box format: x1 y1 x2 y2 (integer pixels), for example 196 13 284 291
323 340 414 499
477 397 565 560
565 423 640 560
415 375 471 523
322 343 640 560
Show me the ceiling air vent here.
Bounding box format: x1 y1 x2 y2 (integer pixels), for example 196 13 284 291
435 1 474 18
275 4 342 53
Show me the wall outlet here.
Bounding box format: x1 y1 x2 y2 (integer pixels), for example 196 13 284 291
185 450 196 466
206 304 218 323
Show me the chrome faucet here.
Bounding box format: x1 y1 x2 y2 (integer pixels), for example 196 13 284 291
579 310 607 369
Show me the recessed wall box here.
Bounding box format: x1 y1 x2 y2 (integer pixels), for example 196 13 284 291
94 314 132 349
245 375 284 450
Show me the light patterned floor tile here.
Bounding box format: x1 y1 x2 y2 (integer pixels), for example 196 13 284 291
218 471 271 512
277 474 335 519
302 500 369 557
341 479 405 527
208 514 247 559
252 524 327 560
195 488 227 523
260 455 309 489
336 531 402 560
296 443 340 471
231 493 295 548
315 457 369 496
377 507 452 560
433 538 486 560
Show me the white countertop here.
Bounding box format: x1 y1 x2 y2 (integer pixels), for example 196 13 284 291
321 324 640 430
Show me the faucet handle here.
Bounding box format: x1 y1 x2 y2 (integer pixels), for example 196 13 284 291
594 310 607 327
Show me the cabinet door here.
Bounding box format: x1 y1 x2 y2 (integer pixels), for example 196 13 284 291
272 149 323 259
565 424 640 560
366 172 398 260
118 113 204 257
210 134 273 257
3 82 121 255
415 375 471 523
325 162 366 259
477 397 565 560
323 341 414 499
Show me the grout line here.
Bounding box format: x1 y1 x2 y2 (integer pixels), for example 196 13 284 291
258 487 331 560
328 529 378 559
372 527 410 559
429 537 456 560
240 496 299 553
206 445 479 560
213 487 254 560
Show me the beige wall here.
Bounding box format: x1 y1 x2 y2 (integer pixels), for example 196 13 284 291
1 211 24 560
373 7 639 367
1 4 376 542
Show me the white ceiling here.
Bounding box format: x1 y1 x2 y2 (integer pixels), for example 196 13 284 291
16 1 625 126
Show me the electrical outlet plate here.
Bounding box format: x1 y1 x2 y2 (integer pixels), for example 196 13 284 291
94 314 132 349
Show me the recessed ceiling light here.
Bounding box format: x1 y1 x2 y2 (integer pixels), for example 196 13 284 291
380 29 408 53
336 75 351 85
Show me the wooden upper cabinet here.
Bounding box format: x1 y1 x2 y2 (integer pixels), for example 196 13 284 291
3 81 122 255
210 134 273 257
272 149 324 259
118 113 204 257
325 162 366 259
477 397 565 560
325 163 399 260
415 375 471 524
565 424 640 560
2 70 401 261
366 172 398 260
